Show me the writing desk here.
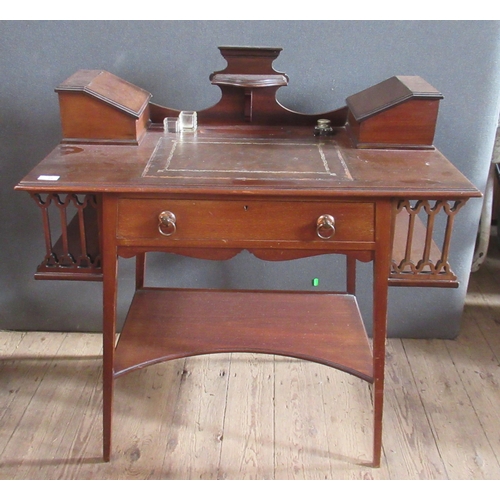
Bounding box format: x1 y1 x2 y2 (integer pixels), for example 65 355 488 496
15 47 480 466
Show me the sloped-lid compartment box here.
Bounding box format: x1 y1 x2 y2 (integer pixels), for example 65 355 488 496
345 76 443 149
55 70 152 145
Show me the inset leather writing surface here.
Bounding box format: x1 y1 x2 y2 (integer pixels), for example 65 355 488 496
142 136 353 182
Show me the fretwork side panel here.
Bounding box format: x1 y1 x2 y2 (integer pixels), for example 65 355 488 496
31 193 102 281
390 199 466 288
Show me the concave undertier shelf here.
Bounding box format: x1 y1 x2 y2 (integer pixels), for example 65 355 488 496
114 288 373 382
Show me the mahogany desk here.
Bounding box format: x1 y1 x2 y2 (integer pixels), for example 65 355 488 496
15 47 480 467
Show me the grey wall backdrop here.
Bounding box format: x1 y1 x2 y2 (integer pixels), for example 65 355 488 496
1 20 499 338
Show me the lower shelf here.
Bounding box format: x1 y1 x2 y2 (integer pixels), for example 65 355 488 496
114 288 373 382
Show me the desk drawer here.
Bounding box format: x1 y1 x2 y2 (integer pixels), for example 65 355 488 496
116 198 375 244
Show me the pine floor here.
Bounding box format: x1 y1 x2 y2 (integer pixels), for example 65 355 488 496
1 242 500 480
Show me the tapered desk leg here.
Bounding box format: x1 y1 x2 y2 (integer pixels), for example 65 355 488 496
135 253 146 290
102 195 119 462
371 200 392 468
346 255 356 295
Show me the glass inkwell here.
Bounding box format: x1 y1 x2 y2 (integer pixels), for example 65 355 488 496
314 118 334 136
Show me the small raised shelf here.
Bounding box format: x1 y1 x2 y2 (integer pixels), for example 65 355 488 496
114 288 373 382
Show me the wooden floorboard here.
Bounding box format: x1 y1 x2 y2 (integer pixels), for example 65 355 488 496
218 353 274 480
382 339 448 479
1 240 500 479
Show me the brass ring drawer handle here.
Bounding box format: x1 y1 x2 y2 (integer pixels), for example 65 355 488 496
158 211 177 236
316 214 335 239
